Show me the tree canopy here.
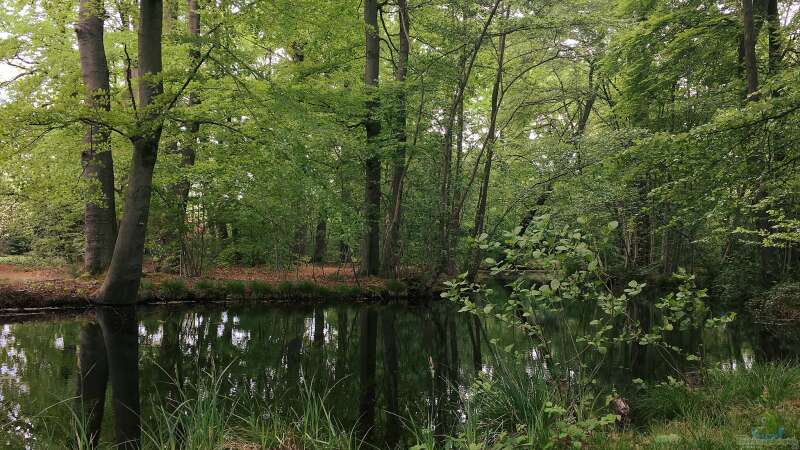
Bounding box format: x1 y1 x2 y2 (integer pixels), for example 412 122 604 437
0 0 798 301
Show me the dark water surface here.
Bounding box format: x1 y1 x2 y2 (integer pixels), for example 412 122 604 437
0 301 793 448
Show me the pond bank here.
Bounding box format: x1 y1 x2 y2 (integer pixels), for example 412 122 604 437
0 262 434 311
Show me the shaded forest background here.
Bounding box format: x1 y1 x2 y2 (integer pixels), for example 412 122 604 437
0 0 798 303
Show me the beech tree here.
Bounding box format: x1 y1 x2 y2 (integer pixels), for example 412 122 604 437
96 0 166 304
75 0 117 275
362 0 381 276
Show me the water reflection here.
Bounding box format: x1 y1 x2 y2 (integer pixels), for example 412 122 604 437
76 307 139 449
0 302 795 448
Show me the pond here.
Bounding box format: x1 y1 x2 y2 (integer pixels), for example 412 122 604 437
0 300 794 449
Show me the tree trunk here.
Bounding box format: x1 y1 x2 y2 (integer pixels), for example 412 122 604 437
180 0 201 211
742 0 759 98
443 96 466 275
362 0 381 275
95 0 164 304
381 0 410 278
76 0 117 275
437 0 503 275
313 219 327 264
467 10 507 282
766 0 781 76
178 0 201 276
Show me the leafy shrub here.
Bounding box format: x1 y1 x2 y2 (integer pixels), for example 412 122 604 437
333 285 362 298
159 279 188 299
216 244 266 267
748 282 800 324
276 281 295 295
295 280 319 295
0 234 32 255
140 279 154 298
195 279 225 298
249 280 273 298
224 280 246 298
385 279 407 295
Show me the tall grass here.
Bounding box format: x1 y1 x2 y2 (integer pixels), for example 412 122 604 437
634 362 800 423
29 362 800 449
615 363 800 450
142 365 236 449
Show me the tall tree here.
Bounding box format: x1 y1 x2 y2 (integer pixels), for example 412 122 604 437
742 0 759 98
362 0 381 275
75 0 117 275
313 218 327 264
437 0 503 276
178 0 201 276
96 0 165 304
381 0 410 277
766 0 781 76
467 5 508 282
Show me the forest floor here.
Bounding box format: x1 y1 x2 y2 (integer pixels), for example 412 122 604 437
0 256 408 311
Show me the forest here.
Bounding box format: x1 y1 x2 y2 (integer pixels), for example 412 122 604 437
0 0 800 449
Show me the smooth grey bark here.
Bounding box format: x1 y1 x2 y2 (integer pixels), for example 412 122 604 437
467 12 508 282
381 0 410 277
95 0 164 304
76 0 117 275
362 0 381 275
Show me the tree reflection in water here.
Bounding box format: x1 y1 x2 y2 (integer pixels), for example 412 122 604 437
76 306 140 449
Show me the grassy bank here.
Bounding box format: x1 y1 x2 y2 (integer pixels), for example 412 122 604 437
0 256 421 310
28 362 800 449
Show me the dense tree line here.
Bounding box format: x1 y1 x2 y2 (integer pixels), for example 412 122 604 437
0 0 798 302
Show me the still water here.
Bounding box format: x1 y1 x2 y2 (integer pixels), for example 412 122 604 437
0 301 791 448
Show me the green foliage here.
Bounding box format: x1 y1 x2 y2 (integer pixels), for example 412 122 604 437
385 279 407 295
276 281 296 295
158 279 188 299
294 280 320 296
444 217 740 446
139 279 154 298
749 282 800 324
215 244 268 268
333 285 362 298
194 279 225 299
223 280 247 299
0 254 64 268
634 363 800 423
0 234 32 255
248 280 274 298
445 217 731 369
